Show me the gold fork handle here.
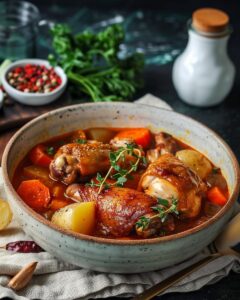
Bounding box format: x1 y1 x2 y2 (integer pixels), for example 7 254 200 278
132 253 221 300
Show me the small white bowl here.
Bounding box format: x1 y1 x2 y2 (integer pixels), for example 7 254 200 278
1 59 67 106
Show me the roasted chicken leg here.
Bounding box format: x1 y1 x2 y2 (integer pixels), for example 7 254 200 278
50 142 111 185
50 140 142 185
138 154 207 218
66 184 159 237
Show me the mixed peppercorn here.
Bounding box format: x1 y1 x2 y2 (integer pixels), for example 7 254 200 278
7 64 62 93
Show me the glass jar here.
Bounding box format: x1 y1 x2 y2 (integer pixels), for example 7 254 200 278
0 1 51 61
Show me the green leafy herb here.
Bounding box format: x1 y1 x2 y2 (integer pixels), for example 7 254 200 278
46 147 55 156
48 24 144 102
76 138 87 144
157 198 169 207
136 198 179 230
136 216 151 230
88 144 144 193
142 156 148 167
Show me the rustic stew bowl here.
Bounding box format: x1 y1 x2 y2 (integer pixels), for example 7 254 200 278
2 102 240 273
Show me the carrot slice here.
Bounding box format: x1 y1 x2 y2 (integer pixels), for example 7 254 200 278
17 180 51 212
114 128 151 149
29 144 53 168
49 198 73 212
207 186 227 206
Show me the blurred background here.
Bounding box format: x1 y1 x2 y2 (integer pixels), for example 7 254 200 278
26 0 240 154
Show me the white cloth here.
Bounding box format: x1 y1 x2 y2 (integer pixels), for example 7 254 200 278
0 94 239 300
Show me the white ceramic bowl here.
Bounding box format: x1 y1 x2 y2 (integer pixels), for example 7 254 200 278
1 59 67 106
2 102 240 273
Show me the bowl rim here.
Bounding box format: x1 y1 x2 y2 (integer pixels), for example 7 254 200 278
2 102 240 245
1 58 67 97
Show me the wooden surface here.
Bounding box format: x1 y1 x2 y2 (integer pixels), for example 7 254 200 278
0 129 16 162
0 91 74 162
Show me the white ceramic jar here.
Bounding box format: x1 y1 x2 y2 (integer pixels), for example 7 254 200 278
172 9 235 107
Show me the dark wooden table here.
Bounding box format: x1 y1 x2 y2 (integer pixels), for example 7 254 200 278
1 0 240 299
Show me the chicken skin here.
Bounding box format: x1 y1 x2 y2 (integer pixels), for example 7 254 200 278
50 142 111 185
50 140 142 185
138 154 207 218
66 185 157 237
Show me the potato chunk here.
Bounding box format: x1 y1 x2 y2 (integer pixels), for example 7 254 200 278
0 199 13 230
24 166 53 187
51 202 95 235
87 128 115 143
176 149 212 179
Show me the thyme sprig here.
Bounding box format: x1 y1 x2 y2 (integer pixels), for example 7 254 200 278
87 143 143 194
46 146 55 156
76 138 87 144
136 197 179 230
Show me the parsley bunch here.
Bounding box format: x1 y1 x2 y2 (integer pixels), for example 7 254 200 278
48 24 144 102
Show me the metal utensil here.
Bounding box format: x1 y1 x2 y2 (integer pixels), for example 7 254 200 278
133 212 240 300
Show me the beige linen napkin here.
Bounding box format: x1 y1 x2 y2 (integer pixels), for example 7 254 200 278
0 94 240 300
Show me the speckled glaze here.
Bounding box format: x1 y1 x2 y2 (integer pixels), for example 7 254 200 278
2 102 240 273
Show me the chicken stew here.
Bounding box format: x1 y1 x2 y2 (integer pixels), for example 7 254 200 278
12 128 229 239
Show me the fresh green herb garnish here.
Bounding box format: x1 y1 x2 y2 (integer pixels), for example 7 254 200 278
157 197 169 207
87 143 143 193
76 139 87 144
46 147 55 156
152 198 179 223
136 198 179 229
142 156 148 167
48 24 144 102
135 216 151 231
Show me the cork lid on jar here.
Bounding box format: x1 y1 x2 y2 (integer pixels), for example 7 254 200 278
192 8 229 33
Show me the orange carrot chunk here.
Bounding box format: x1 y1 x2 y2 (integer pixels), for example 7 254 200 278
29 144 53 168
17 180 51 212
207 186 227 206
114 128 151 149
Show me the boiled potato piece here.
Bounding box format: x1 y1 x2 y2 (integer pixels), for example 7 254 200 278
87 128 115 143
51 202 95 235
176 149 212 179
24 166 53 187
0 199 13 230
